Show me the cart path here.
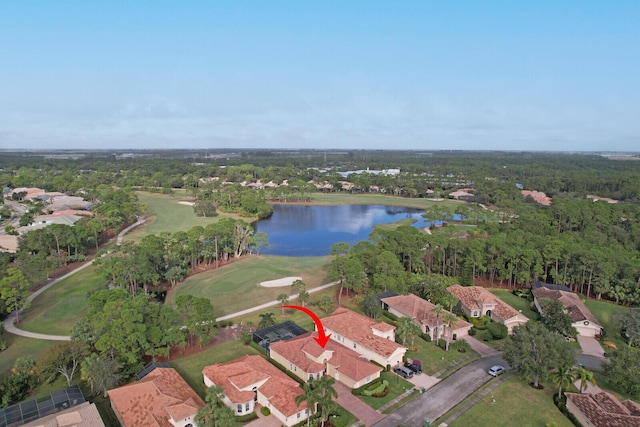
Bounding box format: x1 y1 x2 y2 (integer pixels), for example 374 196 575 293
3 217 146 341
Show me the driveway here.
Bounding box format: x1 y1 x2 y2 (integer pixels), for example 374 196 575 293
407 373 440 390
334 381 385 427
373 355 507 427
465 336 500 357
578 335 605 358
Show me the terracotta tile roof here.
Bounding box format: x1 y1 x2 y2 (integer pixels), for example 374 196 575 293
521 190 552 206
381 293 472 330
447 285 525 322
203 355 307 417
566 392 640 427
270 332 382 383
321 308 406 358
107 368 204 427
532 287 600 326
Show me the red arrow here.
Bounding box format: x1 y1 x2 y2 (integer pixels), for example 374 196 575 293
281 305 332 348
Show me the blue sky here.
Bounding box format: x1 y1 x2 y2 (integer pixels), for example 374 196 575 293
1 1 638 151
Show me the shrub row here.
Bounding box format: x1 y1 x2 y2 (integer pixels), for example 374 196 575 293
361 380 389 396
235 412 258 422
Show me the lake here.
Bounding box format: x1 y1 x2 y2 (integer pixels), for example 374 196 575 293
254 204 441 257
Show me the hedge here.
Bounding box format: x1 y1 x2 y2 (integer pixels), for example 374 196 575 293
235 412 258 422
553 394 584 427
362 380 389 396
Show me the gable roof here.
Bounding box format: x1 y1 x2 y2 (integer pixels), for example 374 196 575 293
532 287 600 326
531 281 572 292
447 285 525 322
270 332 382 383
107 368 204 427
381 293 472 330
566 392 640 427
202 355 306 417
321 308 405 358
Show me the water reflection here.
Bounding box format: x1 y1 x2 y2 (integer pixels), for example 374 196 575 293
254 204 428 257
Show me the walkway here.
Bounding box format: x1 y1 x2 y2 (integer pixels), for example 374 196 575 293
334 382 385 427
215 281 339 321
3 217 146 341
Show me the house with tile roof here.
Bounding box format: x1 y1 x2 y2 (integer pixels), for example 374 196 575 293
202 355 308 427
565 391 640 427
107 367 204 427
447 285 529 333
521 190 552 206
532 282 602 337
20 402 105 427
269 331 383 389
320 307 407 368
380 293 473 341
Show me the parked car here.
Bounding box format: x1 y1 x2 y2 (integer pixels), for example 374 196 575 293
488 365 505 376
404 362 422 375
393 366 414 379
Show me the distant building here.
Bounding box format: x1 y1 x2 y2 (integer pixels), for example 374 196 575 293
521 190 552 206
586 194 619 204
448 189 475 201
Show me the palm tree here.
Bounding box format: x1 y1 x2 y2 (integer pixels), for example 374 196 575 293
396 317 421 348
574 366 596 393
295 380 318 427
550 365 577 399
298 290 310 307
431 304 444 341
442 312 459 351
195 385 235 427
258 312 276 329
314 376 338 427
277 293 290 316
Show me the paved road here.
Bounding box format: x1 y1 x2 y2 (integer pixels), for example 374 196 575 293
373 355 507 427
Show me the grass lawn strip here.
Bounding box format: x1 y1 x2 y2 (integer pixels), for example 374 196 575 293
447 376 574 427
584 298 629 349
357 371 414 410
18 265 106 335
490 289 538 320
406 337 479 376
0 335 57 379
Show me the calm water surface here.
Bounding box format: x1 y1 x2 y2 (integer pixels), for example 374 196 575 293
254 204 431 257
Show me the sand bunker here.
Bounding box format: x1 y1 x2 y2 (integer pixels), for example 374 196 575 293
259 277 302 288
178 201 195 206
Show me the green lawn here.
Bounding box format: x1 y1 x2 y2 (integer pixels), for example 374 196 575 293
449 377 574 427
19 264 107 335
227 288 339 331
125 192 243 243
357 370 414 410
166 255 332 317
170 339 262 397
307 192 465 209
0 335 57 379
490 289 538 320
584 298 630 349
406 337 479 376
